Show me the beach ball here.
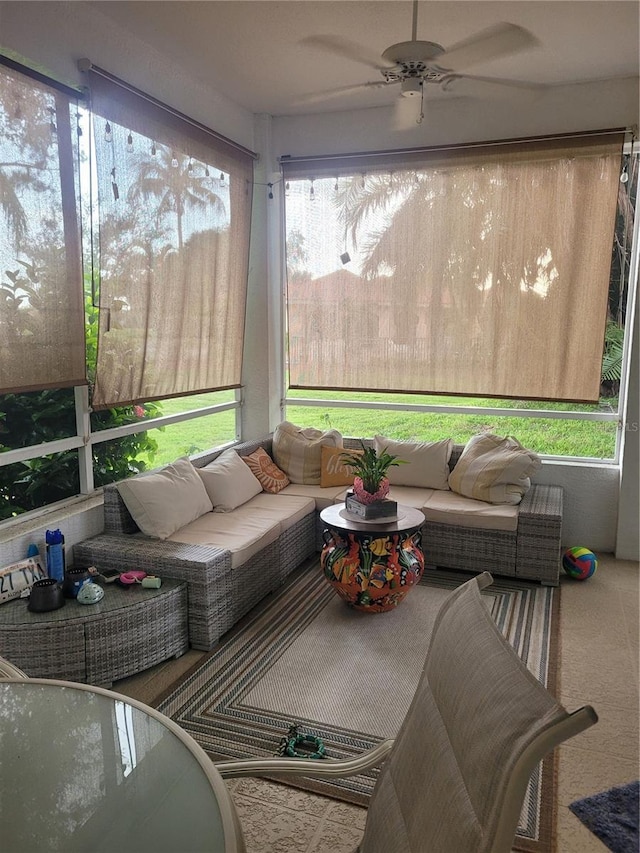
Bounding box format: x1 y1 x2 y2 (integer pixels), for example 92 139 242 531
562 547 598 580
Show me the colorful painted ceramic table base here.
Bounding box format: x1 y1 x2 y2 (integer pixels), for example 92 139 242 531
320 504 425 612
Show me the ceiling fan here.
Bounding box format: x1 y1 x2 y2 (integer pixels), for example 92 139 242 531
299 0 541 126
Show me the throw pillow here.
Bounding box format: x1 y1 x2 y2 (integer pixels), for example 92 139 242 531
373 436 453 490
198 449 263 512
242 447 290 494
320 445 364 487
116 457 213 539
448 433 541 505
272 421 343 485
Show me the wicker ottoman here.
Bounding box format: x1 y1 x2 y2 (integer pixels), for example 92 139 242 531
0 579 189 685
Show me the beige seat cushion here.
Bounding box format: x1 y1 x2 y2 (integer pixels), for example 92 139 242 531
422 491 519 532
167 495 314 567
276 483 348 511
388 486 437 509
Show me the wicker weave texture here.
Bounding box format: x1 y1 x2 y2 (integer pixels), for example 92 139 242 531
85 584 188 684
73 536 233 651
0 581 188 683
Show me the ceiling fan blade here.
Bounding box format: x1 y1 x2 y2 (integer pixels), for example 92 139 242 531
439 22 539 71
441 73 546 92
294 81 390 107
300 35 393 72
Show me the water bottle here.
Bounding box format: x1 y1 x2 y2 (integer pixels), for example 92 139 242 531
46 529 66 583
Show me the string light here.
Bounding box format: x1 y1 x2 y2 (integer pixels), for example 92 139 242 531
76 113 83 137
126 132 134 153
268 183 274 200
219 172 226 187
285 181 290 197
309 179 315 201
620 162 629 184
151 141 157 156
205 165 210 177
188 159 194 175
104 121 112 143
334 178 339 192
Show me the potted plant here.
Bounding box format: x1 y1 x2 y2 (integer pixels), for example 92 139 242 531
341 442 405 516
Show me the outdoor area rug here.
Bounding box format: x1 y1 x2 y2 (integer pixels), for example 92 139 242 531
156 562 560 852
569 780 639 853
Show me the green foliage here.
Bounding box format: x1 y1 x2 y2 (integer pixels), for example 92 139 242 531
341 440 406 493
601 320 625 383
0 277 162 521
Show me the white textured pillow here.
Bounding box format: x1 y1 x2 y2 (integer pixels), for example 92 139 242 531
373 436 452 490
116 457 212 539
198 449 263 512
448 434 541 505
272 421 343 485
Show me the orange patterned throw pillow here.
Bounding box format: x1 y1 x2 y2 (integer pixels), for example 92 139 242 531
242 447 290 494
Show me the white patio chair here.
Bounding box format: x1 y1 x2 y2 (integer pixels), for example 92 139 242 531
0 655 28 679
216 572 597 853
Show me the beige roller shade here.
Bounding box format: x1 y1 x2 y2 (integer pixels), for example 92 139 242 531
283 132 625 403
88 68 254 410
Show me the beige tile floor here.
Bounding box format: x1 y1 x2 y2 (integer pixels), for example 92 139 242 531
116 554 639 853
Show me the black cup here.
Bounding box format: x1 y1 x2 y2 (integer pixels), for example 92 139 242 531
28 578 65 613
62 568 91 599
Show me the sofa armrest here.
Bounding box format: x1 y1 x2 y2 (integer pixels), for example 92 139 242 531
515 485 563 585
73 534 233 650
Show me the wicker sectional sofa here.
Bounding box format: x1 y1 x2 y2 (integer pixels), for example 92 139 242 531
73 436 563 652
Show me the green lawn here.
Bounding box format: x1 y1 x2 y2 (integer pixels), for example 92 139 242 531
143 389 618 464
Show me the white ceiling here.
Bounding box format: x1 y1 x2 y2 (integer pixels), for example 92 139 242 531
91 1 640 116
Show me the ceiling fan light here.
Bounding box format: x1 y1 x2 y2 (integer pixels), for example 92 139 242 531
400 78 422 98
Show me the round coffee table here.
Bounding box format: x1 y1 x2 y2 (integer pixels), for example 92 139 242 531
319 503 425 612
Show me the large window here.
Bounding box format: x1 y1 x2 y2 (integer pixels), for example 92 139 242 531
0 58 255 522
283 134 637 460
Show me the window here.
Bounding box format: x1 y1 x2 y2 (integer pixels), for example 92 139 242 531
0 58 85 394
283 133 637 460
86 65 254 409
0 58 255 522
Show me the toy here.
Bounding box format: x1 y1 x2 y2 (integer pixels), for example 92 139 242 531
562 547 598 580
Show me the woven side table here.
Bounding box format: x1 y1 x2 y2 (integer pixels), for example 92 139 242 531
0 579 188 685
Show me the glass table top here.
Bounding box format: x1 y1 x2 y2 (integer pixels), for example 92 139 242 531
0 680 240 852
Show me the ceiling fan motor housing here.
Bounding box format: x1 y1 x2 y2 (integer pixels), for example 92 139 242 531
400 78 422 97
381 40 449 87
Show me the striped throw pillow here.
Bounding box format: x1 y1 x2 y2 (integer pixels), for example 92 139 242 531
448 434 541 505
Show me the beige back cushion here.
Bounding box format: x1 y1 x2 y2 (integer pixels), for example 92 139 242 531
374 436 452 490
198 449 263 512
272 422 343 485
116 457 213 539
448 434 541 505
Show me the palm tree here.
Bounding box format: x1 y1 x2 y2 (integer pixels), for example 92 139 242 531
127 149 226 249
